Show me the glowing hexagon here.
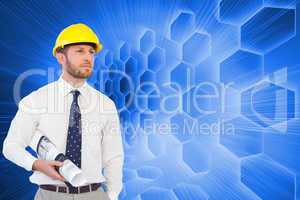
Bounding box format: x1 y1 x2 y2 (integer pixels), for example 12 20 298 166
140 30 155 54
109 92 125 110
241 7 295 53
220 117 263 158
120 109 130 123
140 187 177 200
125 92 135 111
120 76 131 95
183 84 221 118
136 166 163 180
123 168 138 183
148 47 165 72
183 32 211 64
182 140 211 173
264 120 300 174
140 113 154 130
241 81 295 128
120 42 130 61
136 90 148 111
220 50 263 89
171 12 195 43
148 90 160 112
123 123 137 146
131 50 147 76
207 19 240 61
170 63 193 92
139 70 156 93
105 51 114 66
109 60 125 81
219 0 263 25
125 57 138 84
159 38 182 66
264 0 297 7
241 155 295 200
173 183 209 200
170 113 194 143
147 134 166 156
104 80 113 96
159 84 181 113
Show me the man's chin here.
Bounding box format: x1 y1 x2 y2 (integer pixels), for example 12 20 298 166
78 69 92 78
79 74 92 79
72 73 91 79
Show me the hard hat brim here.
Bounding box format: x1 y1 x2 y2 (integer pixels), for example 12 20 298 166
53 42 102 56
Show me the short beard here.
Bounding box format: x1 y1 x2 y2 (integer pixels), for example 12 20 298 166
65 56 92 79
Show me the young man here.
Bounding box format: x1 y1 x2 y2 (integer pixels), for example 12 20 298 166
2 23 124 200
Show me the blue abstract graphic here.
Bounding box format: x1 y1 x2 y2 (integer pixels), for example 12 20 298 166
0 0 299 200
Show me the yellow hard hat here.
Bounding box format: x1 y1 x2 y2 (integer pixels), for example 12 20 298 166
53 23 103 56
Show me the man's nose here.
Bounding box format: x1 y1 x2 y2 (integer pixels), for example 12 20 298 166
83 52 93 63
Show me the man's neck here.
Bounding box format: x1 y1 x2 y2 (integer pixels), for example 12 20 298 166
61 73 85 88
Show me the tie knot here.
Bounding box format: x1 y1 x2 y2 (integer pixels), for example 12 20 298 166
71 90 80 100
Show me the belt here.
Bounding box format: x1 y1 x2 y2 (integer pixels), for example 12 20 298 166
39 183 101 194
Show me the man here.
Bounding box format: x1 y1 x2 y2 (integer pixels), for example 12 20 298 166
2 23 124 200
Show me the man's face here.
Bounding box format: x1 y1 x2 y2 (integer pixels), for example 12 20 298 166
61 44 96 79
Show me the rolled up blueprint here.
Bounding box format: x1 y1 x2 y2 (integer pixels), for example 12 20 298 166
36 136 87 187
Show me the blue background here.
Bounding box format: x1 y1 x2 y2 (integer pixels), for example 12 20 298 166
0 0 300 199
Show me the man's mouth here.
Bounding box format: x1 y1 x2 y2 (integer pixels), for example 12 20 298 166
81 64 91 68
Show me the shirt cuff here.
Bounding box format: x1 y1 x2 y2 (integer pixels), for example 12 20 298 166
24 155 38 171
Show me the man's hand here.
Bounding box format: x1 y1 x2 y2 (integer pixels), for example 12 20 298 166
32 160 64 181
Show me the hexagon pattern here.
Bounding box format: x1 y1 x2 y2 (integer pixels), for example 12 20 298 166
241 81 295 128
96 3 297 200
241 154 295 200
0 1 298 200
220 117 263 158
182 32 211 64
241 7 295 53
220 50 263 89
170 12 195 43
219 0 263 25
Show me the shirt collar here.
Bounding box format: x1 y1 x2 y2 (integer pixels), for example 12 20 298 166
57 76 90 99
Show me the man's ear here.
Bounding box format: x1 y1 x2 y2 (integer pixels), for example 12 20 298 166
56 52 65 65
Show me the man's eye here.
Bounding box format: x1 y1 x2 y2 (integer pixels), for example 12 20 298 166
76 50 83 53
90 50 95 54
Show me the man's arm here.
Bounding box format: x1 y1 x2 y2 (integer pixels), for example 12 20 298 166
2 95 64 181
102 101 124 200
2 95 39 171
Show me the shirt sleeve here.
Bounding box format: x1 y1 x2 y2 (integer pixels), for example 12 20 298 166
101 100 124 200
2 94 40 171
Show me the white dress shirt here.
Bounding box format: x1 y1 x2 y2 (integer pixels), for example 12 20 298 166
2 77 124 200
